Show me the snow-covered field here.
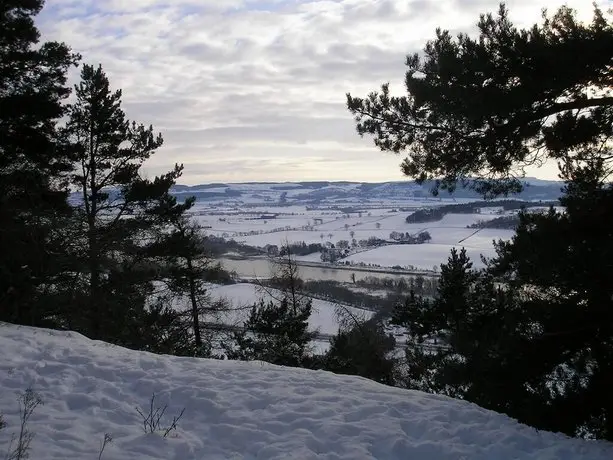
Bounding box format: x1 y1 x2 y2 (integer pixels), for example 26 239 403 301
224 212 514 269
341 223 515 269
181 184 552 271
1 324 610 460
220 223 512 272
206 283 373 336
345 243 496 269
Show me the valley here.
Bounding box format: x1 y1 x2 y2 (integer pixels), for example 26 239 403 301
170 180 561 350
178 180 556 277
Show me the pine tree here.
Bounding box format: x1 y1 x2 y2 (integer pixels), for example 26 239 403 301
64 63 188 345
400 252 458 385
226 244 316 366
347 4 612 197
153 208 229 355
227 297 316 366
267 246 307 313
0 0 79 326
487 167 613 439
347 2 613 440
402 244 601 436
391 289 429 328
402 250 480 396
436 248 476 341
390 295 410 327
325 318 396 385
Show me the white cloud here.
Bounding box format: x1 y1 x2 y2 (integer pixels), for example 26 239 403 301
39 0 606 184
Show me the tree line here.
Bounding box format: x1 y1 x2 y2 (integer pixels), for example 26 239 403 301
405 199 557 223
467 214 520 230
0 0 406 388
1 2 238 357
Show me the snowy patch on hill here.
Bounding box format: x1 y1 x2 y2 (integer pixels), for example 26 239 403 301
0 324 610 459
294 252 324 262
345 244 496 270
205 283 372 335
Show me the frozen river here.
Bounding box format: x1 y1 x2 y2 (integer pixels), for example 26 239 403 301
219 257 438 283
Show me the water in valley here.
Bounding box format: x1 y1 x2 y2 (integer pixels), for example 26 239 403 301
219 257 437 283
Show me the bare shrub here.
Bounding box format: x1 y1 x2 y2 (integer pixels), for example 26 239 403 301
135 393 185 438
4 388 43 460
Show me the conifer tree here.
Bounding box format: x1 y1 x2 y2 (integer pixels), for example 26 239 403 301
402 252 518 401
0 0 79 326
390 289 423 327
227 297 316 366
325 318 396 385
163 216 207 351
487 169 613 439
151 207 229 355
347 2 613 440
64 64 189 344
435 248 476 341
347 4 612 197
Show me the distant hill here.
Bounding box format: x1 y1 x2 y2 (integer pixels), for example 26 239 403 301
168 178 564 202
69 179 564 205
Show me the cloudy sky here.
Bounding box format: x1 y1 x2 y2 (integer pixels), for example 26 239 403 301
39 0 605 185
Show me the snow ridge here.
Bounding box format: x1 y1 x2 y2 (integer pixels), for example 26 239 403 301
1 324 611 459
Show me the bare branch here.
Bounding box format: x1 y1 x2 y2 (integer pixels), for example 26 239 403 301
98 433 112 460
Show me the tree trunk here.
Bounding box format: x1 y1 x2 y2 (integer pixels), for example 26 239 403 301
87 122 100 337
186 256 202 349
284 251 299 314
88 232 100 337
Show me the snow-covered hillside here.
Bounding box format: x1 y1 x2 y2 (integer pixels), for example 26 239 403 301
344 243 495 269
167 179 563 203
1 324 611 459
206 283 373 335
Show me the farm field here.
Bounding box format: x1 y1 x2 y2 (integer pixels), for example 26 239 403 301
344 244 494 269
177 181 558 271
195 207 515 269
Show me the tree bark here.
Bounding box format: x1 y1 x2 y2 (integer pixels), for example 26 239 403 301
186 255 202 349
87 118 100 337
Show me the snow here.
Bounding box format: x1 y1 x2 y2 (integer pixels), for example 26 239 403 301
345 244 497 269
294 252 324 262
462 228 516 249
1 323 611 460
205 283 372 336
187 195 520 270
222 212 514 269
193 215 314 234
239 230 386 247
